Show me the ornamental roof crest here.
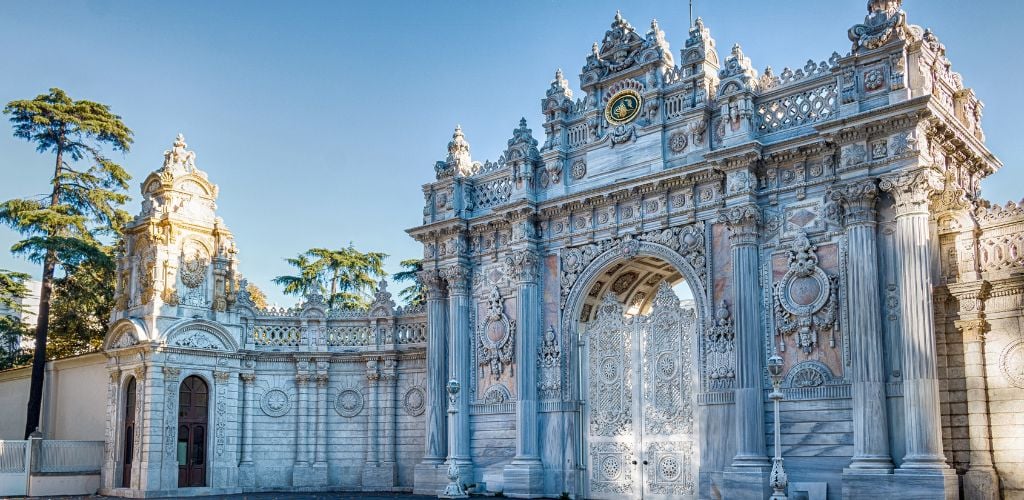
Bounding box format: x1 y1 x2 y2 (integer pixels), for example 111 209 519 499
162 133 198 175
501 118 540 169
581 11 673 91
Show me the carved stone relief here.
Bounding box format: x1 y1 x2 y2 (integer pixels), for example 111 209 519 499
773 233 839 354
477 286 515 378
335 388 364 418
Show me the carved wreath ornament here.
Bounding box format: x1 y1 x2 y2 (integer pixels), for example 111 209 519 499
773 233 838 354
478 286 515 378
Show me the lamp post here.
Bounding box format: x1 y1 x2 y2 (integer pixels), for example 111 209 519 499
767 354 788 500
440 379 468 499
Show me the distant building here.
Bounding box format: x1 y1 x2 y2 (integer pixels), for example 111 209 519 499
0 279 40 351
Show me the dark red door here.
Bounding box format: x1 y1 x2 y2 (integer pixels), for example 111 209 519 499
121 377 136 487
177 375 208 487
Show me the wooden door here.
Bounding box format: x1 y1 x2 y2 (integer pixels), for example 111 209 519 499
177 375 208 488
121 377 136 488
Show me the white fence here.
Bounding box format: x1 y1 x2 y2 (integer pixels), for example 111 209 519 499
0 438 103 497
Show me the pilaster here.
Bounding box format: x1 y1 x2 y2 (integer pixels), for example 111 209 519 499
239 372 256 488
312 358 329 486
292 359 314 486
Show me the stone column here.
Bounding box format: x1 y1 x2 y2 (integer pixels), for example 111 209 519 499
366 358 380 465
879 171 951 470
832 180 894 473
949 280 1000 500
292 359 312 486
382 357 398 465
442 264 473 471
504 248 545 496
720 204 771 470
415 269 449 494
239 372 256 487
313 360 329 485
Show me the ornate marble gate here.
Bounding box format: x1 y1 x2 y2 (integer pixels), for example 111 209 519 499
584 282 698 500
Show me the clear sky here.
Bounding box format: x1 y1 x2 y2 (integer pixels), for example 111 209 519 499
1 1 1021 307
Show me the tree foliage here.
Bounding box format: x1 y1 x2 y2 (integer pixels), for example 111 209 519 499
0 269 31 370
245 282 268 310
3 88 132 437
273 245 388 309
393 258 424 306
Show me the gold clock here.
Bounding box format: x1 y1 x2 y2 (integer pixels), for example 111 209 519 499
604 89 643 125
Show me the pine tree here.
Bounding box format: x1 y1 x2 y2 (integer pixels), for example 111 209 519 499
393 258 424 306
0 269 31 370
306 245 386 309
2 88 132 438
273 254 322 298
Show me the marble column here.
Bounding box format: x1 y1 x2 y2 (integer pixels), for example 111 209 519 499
832 180 894 472
239 372 256 487
442 264 473 469
504 249 545 496
414 269 450 494
720 204 770 469
879 171 951 470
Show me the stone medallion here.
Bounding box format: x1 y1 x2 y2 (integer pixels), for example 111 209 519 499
260 388 290 417
403 386 426 416
335 388 364 417
605 89 643 125
1000 340 1024 389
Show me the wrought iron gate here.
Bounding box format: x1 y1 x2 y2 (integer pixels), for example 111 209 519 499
584 282 698 500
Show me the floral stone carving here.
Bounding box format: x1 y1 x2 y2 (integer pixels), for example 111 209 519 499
335 388 364 417
538 326 561 399
773 233 839 354
260 388 290 417
403 386 426 416
477 286 515 378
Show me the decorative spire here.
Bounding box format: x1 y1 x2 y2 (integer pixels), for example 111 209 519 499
547 68 572 100
446 125 475 177
848 0 911 53
161 133 197 174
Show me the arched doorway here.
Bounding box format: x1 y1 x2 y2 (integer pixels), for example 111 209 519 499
177 375 208 488
121 377 136 488
567 248 705 500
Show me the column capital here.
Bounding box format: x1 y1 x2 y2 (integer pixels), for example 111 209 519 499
954 318 990 343
879 169 943 217
828 178 879 226
295 373 311 385
240 372 256 384
162 366 181 378
365 357 381 381
419 268 447 300
505 249 540 284
133 365 147 381
214 370 232 383
718 204 761 246
315 373 329 387
440 264 471 295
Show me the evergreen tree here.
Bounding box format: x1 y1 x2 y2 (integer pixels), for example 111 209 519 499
0 269 31 370
273 253 323 298
245 282 269 310
2 88 132 438
306 245 386 309
393 258 424 306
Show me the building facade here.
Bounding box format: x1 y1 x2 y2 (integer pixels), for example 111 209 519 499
97 1 1024 499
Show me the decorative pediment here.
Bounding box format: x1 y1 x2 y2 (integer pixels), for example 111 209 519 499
164 320 238 352
368 279 396 317
581 12 673 91
104 319 146 350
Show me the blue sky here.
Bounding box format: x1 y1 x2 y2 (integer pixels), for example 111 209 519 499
1 1 1021 306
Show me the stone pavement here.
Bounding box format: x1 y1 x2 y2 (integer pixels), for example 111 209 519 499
37 493 439 500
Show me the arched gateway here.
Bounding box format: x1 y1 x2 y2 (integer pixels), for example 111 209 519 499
96 3 1024 500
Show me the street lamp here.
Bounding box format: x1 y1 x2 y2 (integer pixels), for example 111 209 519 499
767 354 788 500
440 379 468 499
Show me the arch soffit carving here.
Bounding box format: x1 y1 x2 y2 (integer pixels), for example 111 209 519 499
163 318 239 352
104 318 148 351
562 240 710 337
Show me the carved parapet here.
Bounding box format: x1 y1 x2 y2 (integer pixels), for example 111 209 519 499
879 169 943 217
828 178 879 226
505 249 540 284
718 204 761 246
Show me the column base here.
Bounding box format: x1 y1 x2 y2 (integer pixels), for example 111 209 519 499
721 467 770 500
842 469 893 499
502 459 545 498
414 461 448 495
891 467 958 500
291 463 317 487
238 462 255 488
844 455 894 473
964 466 1000 500
362 461 397 490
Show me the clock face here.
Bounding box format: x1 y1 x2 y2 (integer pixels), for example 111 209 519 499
605 89 642 125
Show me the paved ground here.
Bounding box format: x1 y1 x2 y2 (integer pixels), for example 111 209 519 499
12 494 440 500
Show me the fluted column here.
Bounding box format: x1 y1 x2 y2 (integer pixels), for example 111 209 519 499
442 264 473 465
879 170 948 469
719 204 770 468
832 180 894 472
420 270 448 464
240 373 256 464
